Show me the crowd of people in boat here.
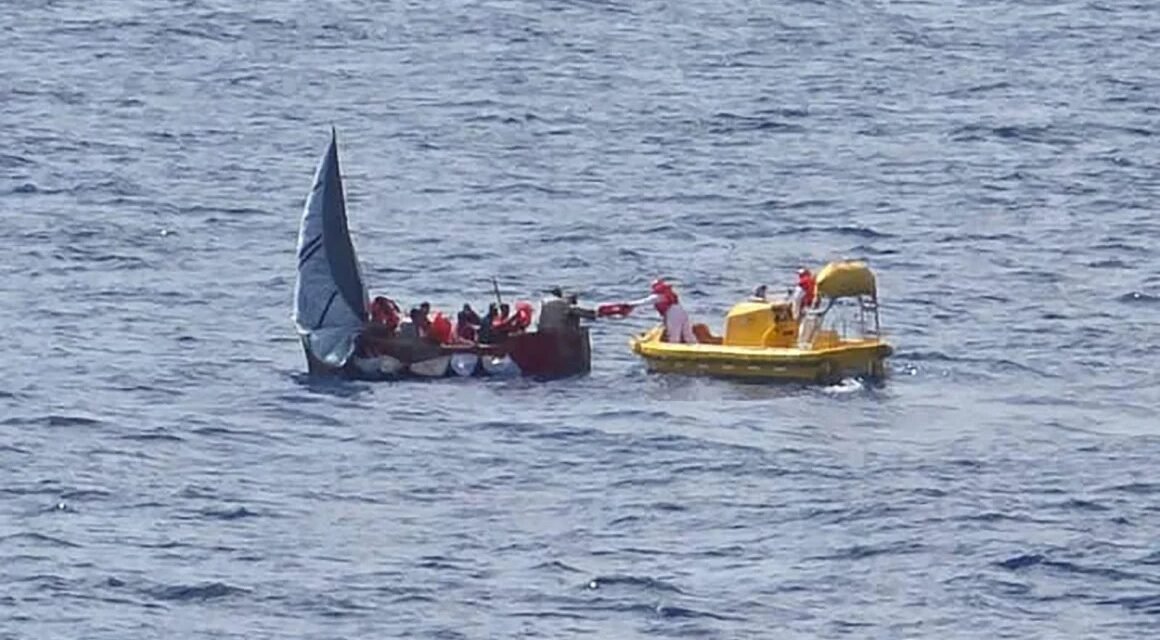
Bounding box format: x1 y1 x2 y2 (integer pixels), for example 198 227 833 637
364 286 595 347
361 267 819 348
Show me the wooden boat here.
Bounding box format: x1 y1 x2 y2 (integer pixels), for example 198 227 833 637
629 261 893 383
292 130 590 380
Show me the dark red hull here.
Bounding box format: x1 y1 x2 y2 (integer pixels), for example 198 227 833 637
506 328 592 378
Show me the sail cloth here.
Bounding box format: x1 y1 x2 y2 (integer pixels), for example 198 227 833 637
293 130 369 368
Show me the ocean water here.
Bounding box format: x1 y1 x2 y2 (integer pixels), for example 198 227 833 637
2 0 1159 637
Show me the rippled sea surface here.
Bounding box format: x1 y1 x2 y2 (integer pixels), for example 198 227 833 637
3 1 1159 637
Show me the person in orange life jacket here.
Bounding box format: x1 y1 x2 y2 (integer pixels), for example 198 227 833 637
513 301 534 330
791 268 817 319
428 311 454 344
598 278 696 344
496 300 534 336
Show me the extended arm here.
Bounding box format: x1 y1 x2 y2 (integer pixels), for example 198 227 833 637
569 305 598 320
626 293 661 308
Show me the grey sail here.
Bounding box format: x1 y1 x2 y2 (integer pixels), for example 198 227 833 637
293 130 369 368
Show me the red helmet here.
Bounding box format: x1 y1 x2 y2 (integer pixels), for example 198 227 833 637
650 278 672 295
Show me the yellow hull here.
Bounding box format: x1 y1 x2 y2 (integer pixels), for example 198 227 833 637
629 328 893 383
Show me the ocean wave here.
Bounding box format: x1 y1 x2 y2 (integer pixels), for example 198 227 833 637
196 506 263 521
585 574 685 594
1050 498 1111 512
0 532 81 548
0 415 105 428
706 111 805 134
0 152 35 167
10 182 40 194
532 560 585 573
1118 291 1160 305
58 488 113 500
811 541 926 562
997 553 1045 570
147 582 249 602
118 431 184 443
997 554 1144 583
899 351 1059 378
1097 594 1160 614
654 604 741 621
954 511 1038 524
1103 482 1160 495
567 598 741 622
801 225 894 239
940 81 1013 98
949 123 1078 146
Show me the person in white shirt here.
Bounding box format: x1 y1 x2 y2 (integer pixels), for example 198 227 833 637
599 279 696 344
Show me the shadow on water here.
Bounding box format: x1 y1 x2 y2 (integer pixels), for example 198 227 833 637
285 364 586 402
640 370 889 402
287 370 376 400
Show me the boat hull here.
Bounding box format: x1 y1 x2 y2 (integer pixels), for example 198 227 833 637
630 329 892 384
409 356 451 378
450 353 480 377
506 328 591 378
303 328 591 381
480 355 521 377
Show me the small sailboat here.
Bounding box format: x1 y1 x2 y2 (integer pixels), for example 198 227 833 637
293 128 372 375
292 130 592 380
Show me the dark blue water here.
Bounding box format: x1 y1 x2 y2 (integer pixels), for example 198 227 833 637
2 1 1159 637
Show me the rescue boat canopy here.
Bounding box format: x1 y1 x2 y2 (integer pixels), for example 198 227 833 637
815 261 877 299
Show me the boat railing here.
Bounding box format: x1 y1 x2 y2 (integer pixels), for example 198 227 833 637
800 296 885 346
797 299 834 347
859 298 881 337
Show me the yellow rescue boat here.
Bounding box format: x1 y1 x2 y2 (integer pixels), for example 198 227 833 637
629 261 893 383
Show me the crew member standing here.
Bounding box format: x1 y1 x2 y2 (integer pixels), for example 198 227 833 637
791 267 817 319
539 286 597 333
598 278 696 344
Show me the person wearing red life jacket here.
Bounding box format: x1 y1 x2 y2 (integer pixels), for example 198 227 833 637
791 267 817 318
598 278 696 344
513 301 534 330
495 300 534 336
428 311 454 344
